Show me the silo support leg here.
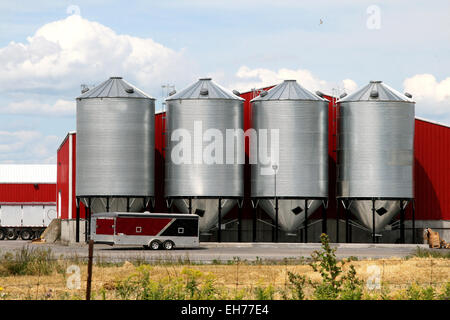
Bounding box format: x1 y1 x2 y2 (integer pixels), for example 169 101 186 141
275 197 279 243
84 204 88 243
218 198 222 243
400 200 405 244
321 202 327 235
336 199 340 243
76 198 80 243
252 204 257 242
238 200 242 242
304 200 308 243
88 198 92 241
412 200 416 244
372 199 376 243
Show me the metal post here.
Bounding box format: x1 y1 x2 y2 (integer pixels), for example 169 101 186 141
126 197 130 212
275 197 279 243
372 199 376 243
336 199 340 243
106 197 110 212
400 200 405 244
304 199 308 243
86 239 94 300
218 198 222 243
75 198 80 243
188 197 192 214
238 200 242 242
412 200 416 244
321 201 327 235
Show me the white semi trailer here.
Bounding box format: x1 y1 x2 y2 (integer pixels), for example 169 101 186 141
0 204 57 240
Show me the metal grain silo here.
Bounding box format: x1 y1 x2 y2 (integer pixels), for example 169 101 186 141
337 81 415 242
76 77 155 214
250 80 328 240
165 78 244 234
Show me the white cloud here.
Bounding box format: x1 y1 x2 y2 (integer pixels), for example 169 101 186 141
231 66 357 95
0 130 59 164
0 15 188 93
0 99 75 116
403 74 450 123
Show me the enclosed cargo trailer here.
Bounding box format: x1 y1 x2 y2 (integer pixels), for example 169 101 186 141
91 212 199 249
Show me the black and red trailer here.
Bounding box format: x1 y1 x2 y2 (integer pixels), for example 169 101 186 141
91 212 199 250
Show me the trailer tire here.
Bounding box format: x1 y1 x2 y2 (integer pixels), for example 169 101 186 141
20 229 32 240
0 229 5 240
163 240 174 250
6 229 18 240
149 240 161 250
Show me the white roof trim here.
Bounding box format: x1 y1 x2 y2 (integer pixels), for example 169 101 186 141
0 165 56 183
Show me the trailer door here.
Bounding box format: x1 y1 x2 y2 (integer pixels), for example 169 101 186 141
96 218 115 235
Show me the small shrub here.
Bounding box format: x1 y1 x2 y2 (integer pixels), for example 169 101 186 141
438 282 450 300
0 247 57 276
254 283 274 300
287 271 306 300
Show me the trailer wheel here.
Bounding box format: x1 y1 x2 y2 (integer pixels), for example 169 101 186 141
6 229 18 240
0 229 5 240
163 240 174 250
20 229 32 240
149 240 161 250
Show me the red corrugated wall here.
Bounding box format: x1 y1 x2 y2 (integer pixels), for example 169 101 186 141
57 133 85 219
0 183 55 204
412 119 450 220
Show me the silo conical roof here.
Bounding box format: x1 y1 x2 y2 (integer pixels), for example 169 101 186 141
166 78 244 101
251 80 327 102
338 80 414 103
77 77 154 99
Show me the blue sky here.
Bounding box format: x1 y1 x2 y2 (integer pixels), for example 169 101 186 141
0 0 449 163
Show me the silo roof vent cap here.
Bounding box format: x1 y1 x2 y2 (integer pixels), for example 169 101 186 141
110 76 123 79
125 87 134 94
260 90 268 97
316 90 324 98
232 89 240 96
370 80 382 83
340 92 348 99
404 92 413 98
370 90 379 98
81 87 89 94
169 90 177 96
200 88 209 96
199 78 212 81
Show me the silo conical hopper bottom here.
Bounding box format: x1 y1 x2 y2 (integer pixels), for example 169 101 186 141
348 200 402 234
173 198 237 233
259 199 321 234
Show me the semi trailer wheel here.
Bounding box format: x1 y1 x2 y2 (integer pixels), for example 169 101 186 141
20 229 32 240
6 229 18 240
149 240 161 250
0 229 5 240
163 240 174 250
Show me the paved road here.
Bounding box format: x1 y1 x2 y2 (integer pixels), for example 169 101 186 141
0 241 429 263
